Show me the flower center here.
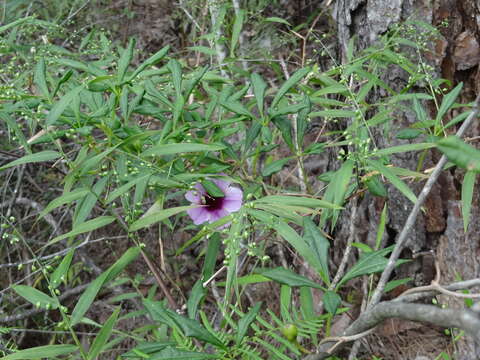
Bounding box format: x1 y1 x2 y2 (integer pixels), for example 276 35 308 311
204 194 224 211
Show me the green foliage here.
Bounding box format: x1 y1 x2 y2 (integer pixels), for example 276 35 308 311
0 7 475 360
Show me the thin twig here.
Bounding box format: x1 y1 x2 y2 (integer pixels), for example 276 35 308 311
140 250 178 309
368 95 480 309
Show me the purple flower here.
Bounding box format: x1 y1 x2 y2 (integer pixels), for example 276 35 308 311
185 177 243 225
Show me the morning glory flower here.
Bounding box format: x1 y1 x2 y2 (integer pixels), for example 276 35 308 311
185 177 243 225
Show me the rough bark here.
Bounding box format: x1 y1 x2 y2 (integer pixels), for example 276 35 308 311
331 0 480 358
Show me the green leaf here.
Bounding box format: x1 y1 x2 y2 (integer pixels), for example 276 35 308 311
0 16 32 34
413 96 427 123
87 308 120 360
106 174 152 204
187 281 206 320
261 158 291 177
385 277 412 293
117 38 136 82
310 109 357 118
236 302 262 344
149 348 218 359
296 96 311 148
144 299 225 348
256 195 341 209
50 249 74 289
71 247 140 325
244 120 262 151
0 151 61 171
303 218 330 284
257 267 322 288
396 128 423 140
461 171 476 232
168 59 183 98
374 143 435 156
323 291 341 316
367 159 417 203
264 17 291 26
12 285 59 309
299 287 315 319
129 205 196 231
202 179 225 197
437 136 480 172
48 216 116 246
230 9 245 57
142 143 225 157
271 116 294 151
1 344 77 359
127 45 170 82
188 45 218 56
46 85 84 125
274 221 322 274
375 204 388 250
220 99 253 117
39 188 90 218
271 67 310 108
365 175 387 197
436 82 463 123
34 57 49 99
338 247 401 287
269 102 308 118
251 73 267 116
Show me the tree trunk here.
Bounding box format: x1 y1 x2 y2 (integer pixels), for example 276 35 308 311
332 0 480 358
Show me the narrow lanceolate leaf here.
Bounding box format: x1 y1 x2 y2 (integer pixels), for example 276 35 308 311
168 59 183 98
0 150 61 171
148 348 218 359
117 37 136 82
129 205 197 231
256 195 341 209
1 344 77 360
48 216 116 246
251 73 267 116
39 187 90 218
46 85 84 125
257 267 322 289
34 57 49 99
338 246 407 288
142 143 225 157
373 142 435 157
437 136 480 172
271 67 310 108
87 307 120 360
236 302 262 344
143 299 225 348
50 249 75 289
323 291 341 316
230 9 245 57
367 159 417 204
461 171 476 233
274 221 323 274
127 45 169 82
12 285 59 309
303 218 330 284
71 247 140 325
436 82 463 123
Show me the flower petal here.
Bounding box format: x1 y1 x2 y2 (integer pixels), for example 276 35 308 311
211 178 231 192
187 207 209 225
185 190 201 203
208 208 230 223
225 186 243 201
222 199 242 212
